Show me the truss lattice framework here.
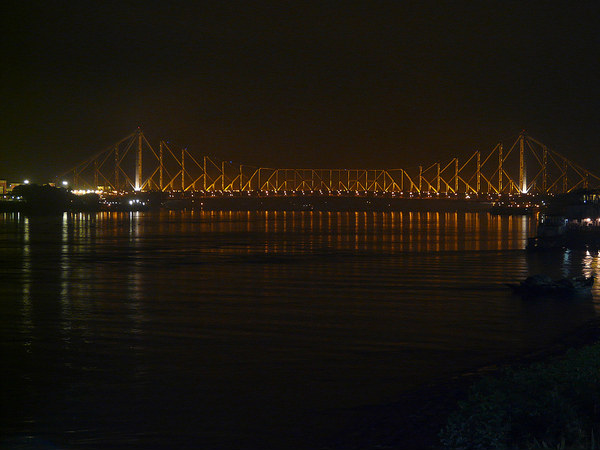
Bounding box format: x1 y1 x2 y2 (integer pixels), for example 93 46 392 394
59 130 600 194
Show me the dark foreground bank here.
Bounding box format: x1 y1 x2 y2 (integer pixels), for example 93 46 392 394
323 317 600 450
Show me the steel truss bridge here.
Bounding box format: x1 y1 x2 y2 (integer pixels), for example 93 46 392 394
60 130 600 195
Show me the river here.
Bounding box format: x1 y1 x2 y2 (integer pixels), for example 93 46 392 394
1 210 598 449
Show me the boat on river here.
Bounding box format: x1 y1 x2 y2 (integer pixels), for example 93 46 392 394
507 274 594 297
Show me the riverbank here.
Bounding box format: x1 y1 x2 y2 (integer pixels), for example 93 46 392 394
323 316 600 450
1 195 494 213
191 196 493 212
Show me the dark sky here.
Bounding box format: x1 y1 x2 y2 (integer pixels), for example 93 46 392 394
2 1 599 181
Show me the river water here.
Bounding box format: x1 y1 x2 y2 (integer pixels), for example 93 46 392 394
1 210 599 449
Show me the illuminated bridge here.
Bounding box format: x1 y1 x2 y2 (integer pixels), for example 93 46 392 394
60 130 600 196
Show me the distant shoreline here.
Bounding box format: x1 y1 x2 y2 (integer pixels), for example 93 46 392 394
172 196 493 212
1 196 495 214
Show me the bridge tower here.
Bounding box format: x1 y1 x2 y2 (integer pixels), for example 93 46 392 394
135 130 143 191
476 151 481 193
114 144 119 190
498 144 503 192
519 133 526 193
159 142 164 191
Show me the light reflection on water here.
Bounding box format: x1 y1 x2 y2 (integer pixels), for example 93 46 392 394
1 210 599 449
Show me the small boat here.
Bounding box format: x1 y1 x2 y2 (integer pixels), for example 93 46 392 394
507 274 594 296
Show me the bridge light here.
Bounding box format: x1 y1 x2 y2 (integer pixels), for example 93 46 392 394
24 179 30 184
62 180 68 186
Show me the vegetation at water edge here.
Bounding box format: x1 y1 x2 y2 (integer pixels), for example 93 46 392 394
440 343 600 450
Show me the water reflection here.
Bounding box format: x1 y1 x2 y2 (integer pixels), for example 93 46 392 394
21 215 32 354
1 210 599 449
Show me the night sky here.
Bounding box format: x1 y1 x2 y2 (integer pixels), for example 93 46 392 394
2 1 599 182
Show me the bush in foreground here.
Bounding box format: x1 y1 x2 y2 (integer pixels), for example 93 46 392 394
440 343 600 449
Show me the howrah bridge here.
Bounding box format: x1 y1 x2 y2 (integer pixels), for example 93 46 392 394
59 130 600 196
